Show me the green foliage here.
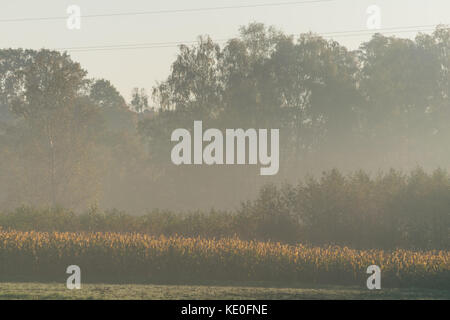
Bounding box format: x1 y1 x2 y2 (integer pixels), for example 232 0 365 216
0 168 448 250
145 24 450 170
1 23 450 214
135 24 450 210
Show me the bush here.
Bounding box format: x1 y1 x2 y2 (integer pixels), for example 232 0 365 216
0 168 448 250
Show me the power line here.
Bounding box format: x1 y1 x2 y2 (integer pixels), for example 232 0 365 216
53 24 446 53
57 24 440 50
55 39 233 51
0 0 336 23
59 28 440 52
323 27 437 38
319 24 441 35
58 40 232 52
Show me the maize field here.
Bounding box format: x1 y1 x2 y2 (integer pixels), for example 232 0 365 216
0 230 448 288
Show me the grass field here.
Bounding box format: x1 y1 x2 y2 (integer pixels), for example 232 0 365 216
0 282 449 300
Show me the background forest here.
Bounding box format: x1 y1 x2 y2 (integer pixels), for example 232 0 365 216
0 23 449 250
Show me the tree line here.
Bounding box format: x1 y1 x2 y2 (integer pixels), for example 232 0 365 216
0 168 448 249
0 23 449 214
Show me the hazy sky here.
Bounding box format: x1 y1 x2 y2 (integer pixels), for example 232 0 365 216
1 0 449 103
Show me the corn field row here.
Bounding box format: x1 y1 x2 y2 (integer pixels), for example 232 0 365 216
0 230 448 288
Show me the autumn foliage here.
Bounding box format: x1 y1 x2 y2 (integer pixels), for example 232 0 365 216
0 230 448 288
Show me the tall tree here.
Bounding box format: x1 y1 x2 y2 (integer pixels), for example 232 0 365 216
1 49 102 208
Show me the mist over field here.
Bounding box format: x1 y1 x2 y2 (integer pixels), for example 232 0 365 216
1 0 450 303
0 12 449 300
0 23 449 214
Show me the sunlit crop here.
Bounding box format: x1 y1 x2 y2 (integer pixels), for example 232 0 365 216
0 230 448 288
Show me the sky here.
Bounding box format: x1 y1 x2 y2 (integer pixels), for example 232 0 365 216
1 0 449 103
